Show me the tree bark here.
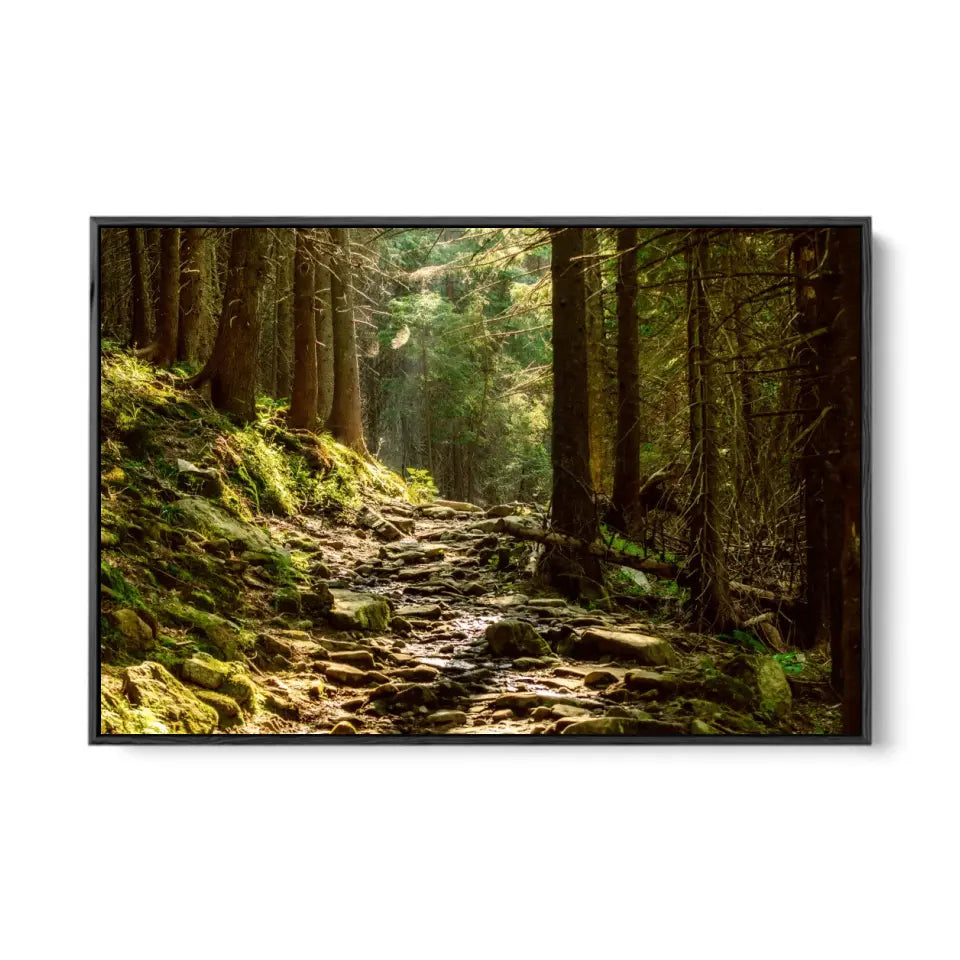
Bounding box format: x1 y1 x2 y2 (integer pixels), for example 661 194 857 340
189 228 271 422
289 228 318 430
686 233 739 632
153 227 181 366
127 227 152 348
543 228 601 597
177 228 208 364
274 231 294 400
326 227 367 452
829 228 863 734
611 227 641 532
316 231 335 423
583 228 612 493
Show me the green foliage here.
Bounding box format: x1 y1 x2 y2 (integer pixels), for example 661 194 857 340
100 560 145 609
773 652 805 675
405 467 438 504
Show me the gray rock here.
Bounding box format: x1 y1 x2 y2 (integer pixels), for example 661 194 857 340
485 620 552 659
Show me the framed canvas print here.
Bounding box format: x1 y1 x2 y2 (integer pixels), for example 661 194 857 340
91 218 870 743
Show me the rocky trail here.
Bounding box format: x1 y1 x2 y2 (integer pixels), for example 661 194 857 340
170 498 815 737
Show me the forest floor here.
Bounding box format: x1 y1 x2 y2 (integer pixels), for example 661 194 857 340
99 352 841 737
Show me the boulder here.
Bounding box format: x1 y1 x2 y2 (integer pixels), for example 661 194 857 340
560 627 677 667
121 661 218 734
162 601 248 659
722 654 792 718
172 497 285 557
485 504 517 518
484 620 552 659
327 589 391 631
109 608 155 650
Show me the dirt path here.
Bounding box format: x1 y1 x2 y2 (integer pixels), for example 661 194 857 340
234 500 697 736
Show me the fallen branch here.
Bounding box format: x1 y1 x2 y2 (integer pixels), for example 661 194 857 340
495 518 802 623
493 518 678 579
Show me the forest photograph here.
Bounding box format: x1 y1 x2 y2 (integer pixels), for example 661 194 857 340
94 220 867 740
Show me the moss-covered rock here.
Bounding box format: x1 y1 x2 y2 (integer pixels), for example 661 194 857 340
161 601 251 659
172 496 285 557
724 654 792 718
120 661 218 734
181 653 232 689
328 589 391 631
193 689 243 727
108 608 155 650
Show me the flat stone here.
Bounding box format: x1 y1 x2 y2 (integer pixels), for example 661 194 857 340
561 628 677 666
324 664 378 687
624 668 673 692
396 603 442 620
425 710 467 728
328 649 376 670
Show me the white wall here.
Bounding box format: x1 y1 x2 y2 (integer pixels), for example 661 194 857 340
3 2 955 957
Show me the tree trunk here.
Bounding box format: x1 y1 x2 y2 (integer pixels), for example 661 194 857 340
127 227 152 348
289 228 318 430
584 228 612 493
543 228 601 598
825 228 863 734
274 231 294 400
316 231 335 423
793 229 839 651
327 227 367 452
190 228 271 423
686 233 739 632
153 227 181 365
611 227 641 532
177 228 208 364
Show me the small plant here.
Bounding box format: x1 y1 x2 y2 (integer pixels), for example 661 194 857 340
405 467 438 504
773 652 805 675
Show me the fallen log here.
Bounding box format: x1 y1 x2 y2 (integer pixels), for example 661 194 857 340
495 518 802 621
493 518 678 579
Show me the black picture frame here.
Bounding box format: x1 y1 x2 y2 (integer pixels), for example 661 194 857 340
90 216 871 745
